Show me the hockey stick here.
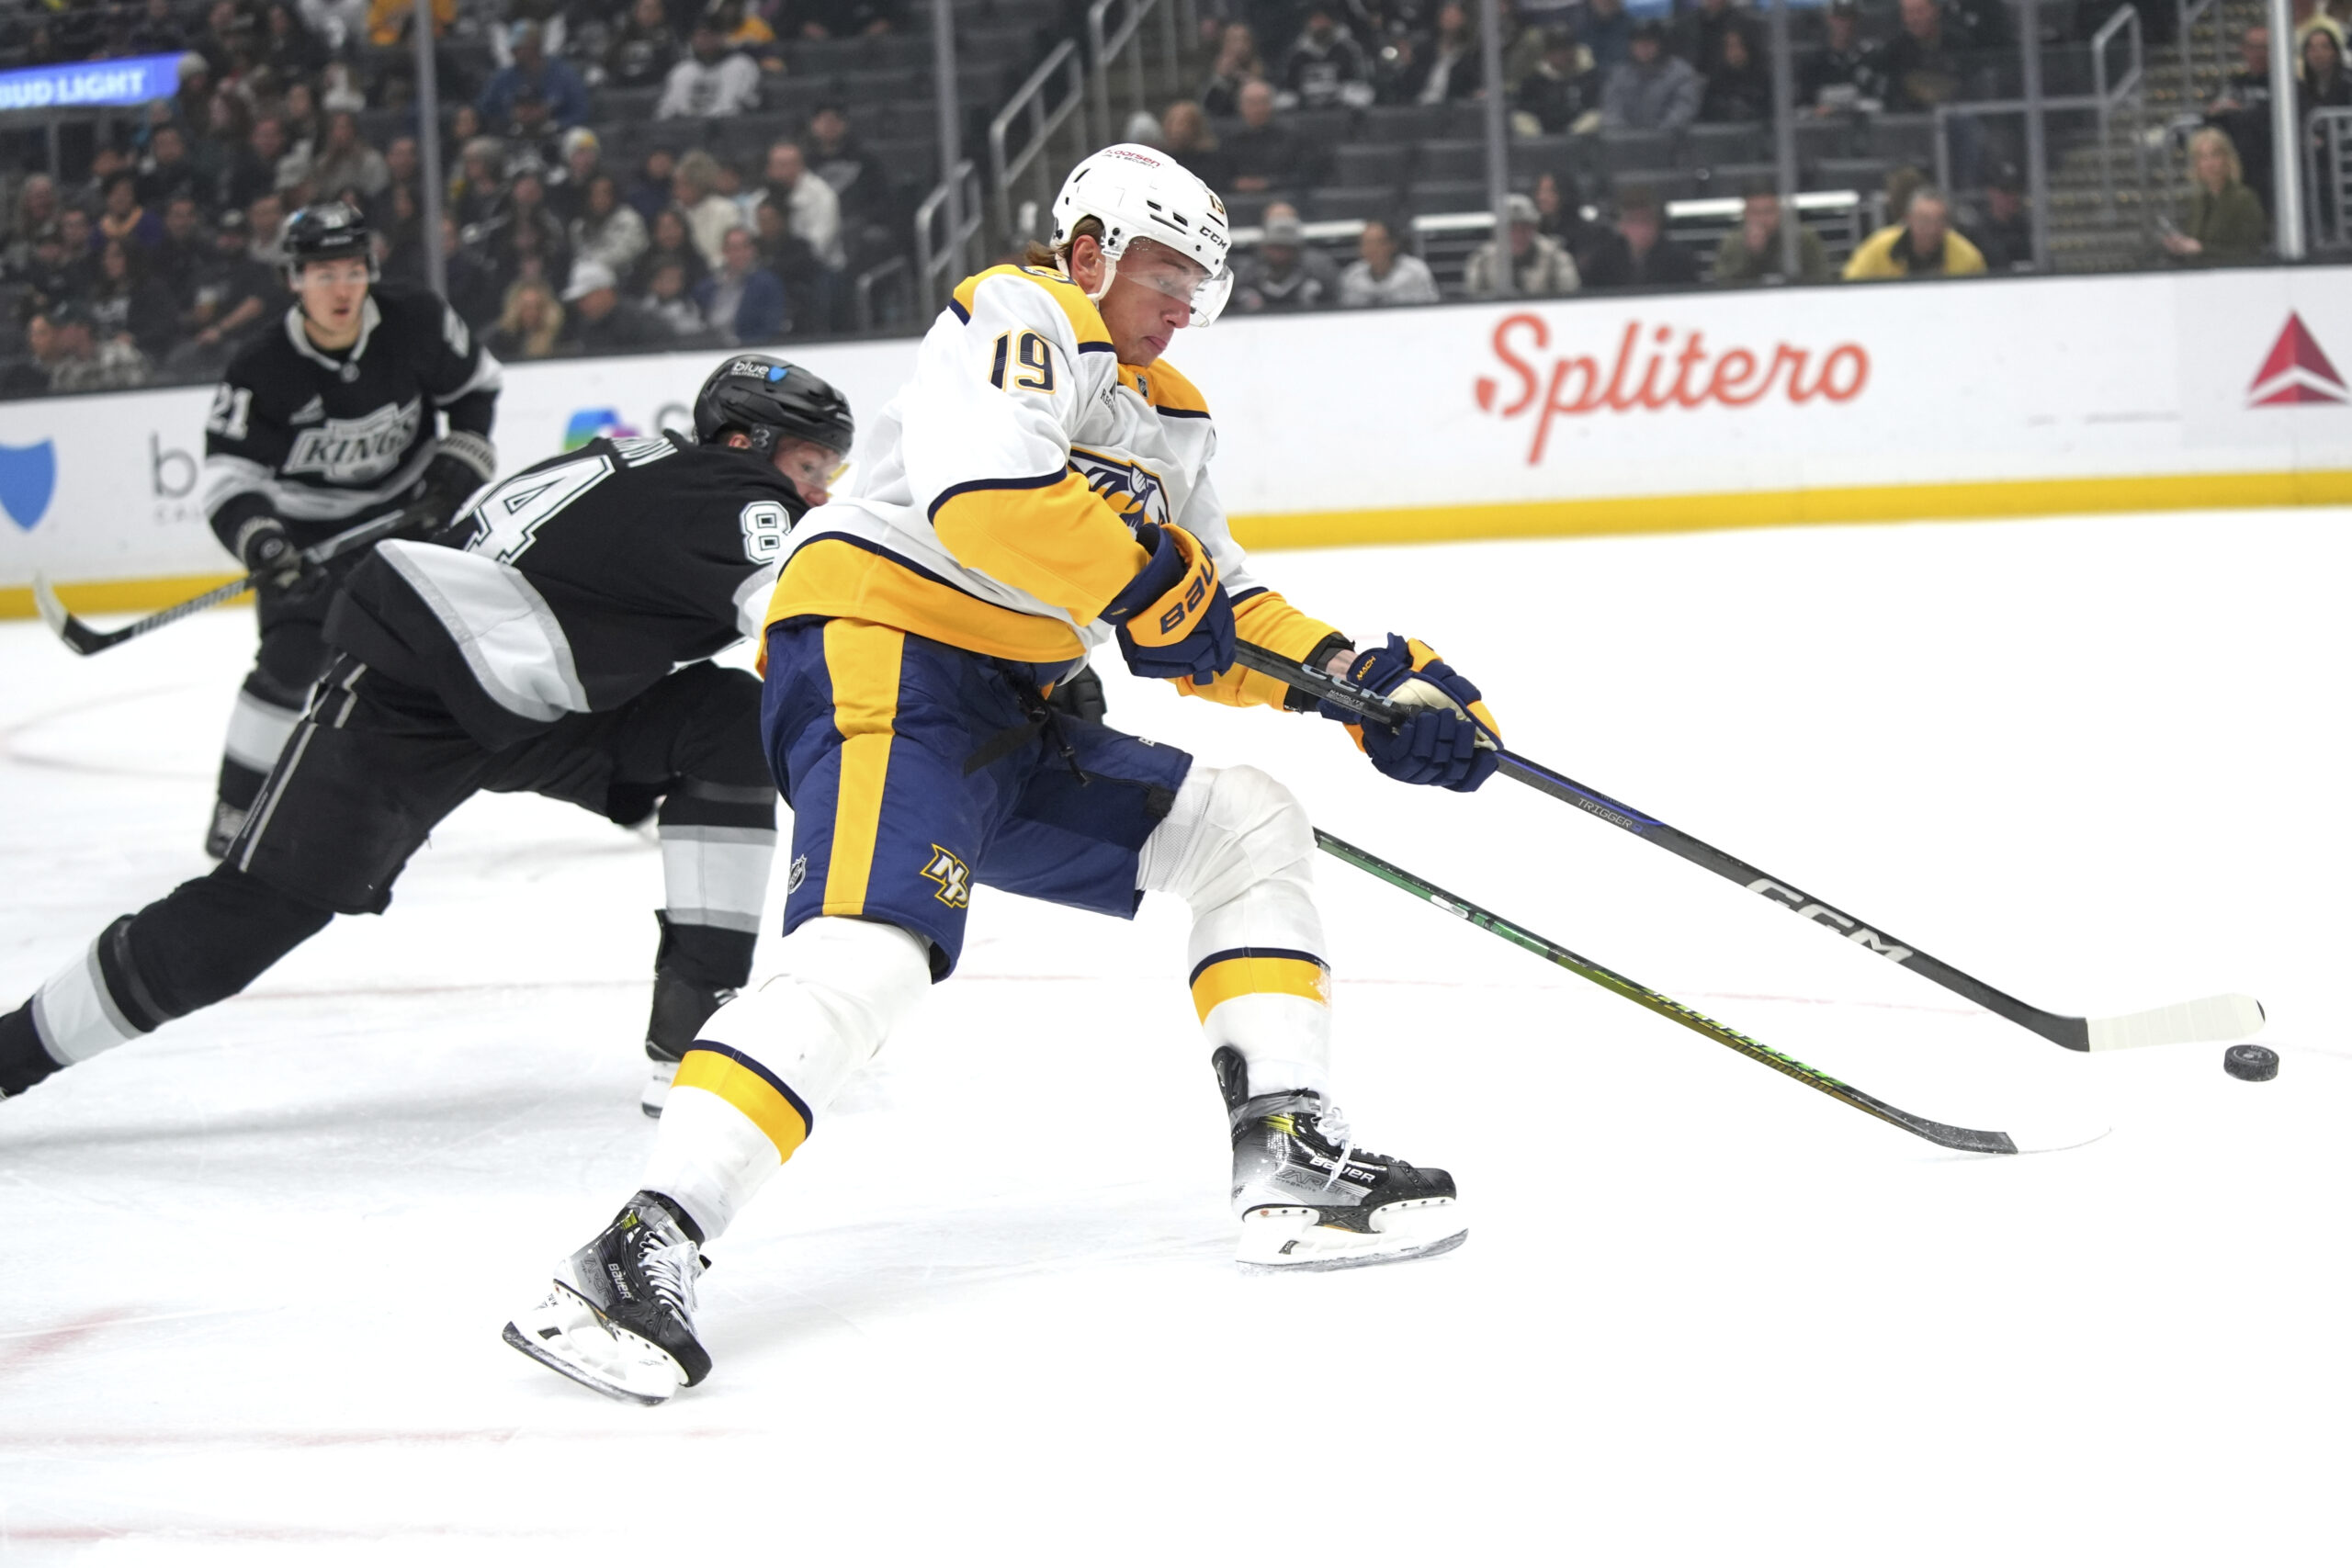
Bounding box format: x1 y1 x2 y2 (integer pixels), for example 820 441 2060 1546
1314 829 2086 1156
30 506 428 657
1238 639 2262 1055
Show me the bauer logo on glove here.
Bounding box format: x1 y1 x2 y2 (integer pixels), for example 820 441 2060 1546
1102 522 1236 685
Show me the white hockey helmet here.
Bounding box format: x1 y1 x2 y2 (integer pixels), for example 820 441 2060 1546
1049 143 1234 327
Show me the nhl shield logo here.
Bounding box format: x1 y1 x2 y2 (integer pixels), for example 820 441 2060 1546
786 853 808 895
0 439 56 531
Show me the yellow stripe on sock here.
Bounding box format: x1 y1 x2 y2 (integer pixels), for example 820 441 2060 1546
673 1049 810 1161
1189 955 1331 1023
820 619 905 918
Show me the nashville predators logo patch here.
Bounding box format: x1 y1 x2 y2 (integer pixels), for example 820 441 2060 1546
919 845 971 908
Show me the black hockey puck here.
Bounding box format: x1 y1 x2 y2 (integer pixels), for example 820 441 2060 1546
2222 1044 2278 1082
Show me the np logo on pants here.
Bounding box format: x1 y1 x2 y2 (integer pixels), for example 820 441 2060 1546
920 845 971 908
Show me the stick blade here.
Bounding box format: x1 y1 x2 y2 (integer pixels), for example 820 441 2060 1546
2085 993 2265 1053
31 574 113 655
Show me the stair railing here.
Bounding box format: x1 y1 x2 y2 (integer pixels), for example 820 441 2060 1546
2174 0 2228 107
989 39 1091 254
2312 107 2352 251
2090 5 2147 220
1089 0 1183 147
913 159 985 317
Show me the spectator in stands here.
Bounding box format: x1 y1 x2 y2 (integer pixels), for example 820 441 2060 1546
1579 0 1634 74
1800 0 1880 113
1601 21 1702 132
150 195 210 308
1338 217 1439 305
1532 169 1609 261
385 135 420 197
1712 182 1830 285
560 259 666 352
1398 4 1483 106
246 195 287 268
1843 185 1986 278
1281 5 1376 109
1699 22 1770 123
2300 19 2352 231
367 0 454 49
1518 28 1594 134
481 21 591 131
752 141 845 274
502 88 570 175
695 225 788 343
1465 192 1581 297
1671 0 1739 73
2162 126 2267 265
438 215 502 329
659 16 763 118
786 0 905 39
2206 28 2274 214
449 138 508 231
637 204 708 291
483 158 572 294
672 150 741 268
136 125 199 209
572 173 650 279
85 238 178 361
9 222 74 311
1572 184 1698 288
1232 204 1340 310
639 254 707 335
131 0 191 54
1871 0 1964 113
58 208 96 276
28 302 149 392
6 176 59 259
1883 164 1926 224
607 0 683 90
310 110 390 203
1159 99 1231 188
223 117 295 212
1202 22 1265 117
1967 161 2031 270
1227 80 1314 195
178 207 277 355
629 146 681 223
806 105 885 229
546 129 599 225
96 175 163 253
490 278 565 359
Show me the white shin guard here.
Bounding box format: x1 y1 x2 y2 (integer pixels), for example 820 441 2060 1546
641 916 932 1241
1137 764 1332 1101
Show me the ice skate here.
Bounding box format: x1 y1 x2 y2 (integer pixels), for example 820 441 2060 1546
642 972 737 1118
1213 1047 1465 1273
202 800 248 860
503 1191 712 1405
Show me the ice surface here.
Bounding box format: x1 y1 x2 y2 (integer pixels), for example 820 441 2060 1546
2 509 2346 1564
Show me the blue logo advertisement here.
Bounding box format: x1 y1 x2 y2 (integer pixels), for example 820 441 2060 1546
562 408 639 449
0 439 56 531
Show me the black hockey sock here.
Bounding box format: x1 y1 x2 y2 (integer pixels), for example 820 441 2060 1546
650 910 757 991
0 1002 60 1097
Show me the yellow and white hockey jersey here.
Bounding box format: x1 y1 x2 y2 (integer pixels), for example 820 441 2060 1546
763 265 1340 710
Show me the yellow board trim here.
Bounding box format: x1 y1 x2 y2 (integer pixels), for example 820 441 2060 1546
0 573 244 622
11 468 2352 624
1225 469 2352 552
673 1050 810 1161
1191 955 1330 1023
820 619 905 919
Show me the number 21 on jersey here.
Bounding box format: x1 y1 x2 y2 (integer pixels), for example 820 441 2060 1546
989 330 1055 394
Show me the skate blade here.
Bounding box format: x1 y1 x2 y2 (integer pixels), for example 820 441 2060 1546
503 1280 684 1406
1236 1199 1468 1274
641 1058 677 1119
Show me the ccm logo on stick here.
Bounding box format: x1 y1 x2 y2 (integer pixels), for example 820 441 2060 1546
1746 878 1915 962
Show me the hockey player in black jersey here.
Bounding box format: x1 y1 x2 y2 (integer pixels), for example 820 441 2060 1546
199 200 503 858
0 355 853 1117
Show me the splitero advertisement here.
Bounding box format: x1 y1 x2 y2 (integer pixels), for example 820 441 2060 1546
4 265 2350 613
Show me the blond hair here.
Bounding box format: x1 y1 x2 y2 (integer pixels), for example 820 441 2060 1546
2186 125 2245 186
1023 214 1103 271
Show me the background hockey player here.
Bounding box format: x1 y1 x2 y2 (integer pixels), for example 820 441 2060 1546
508 145 1504 1406
0 356 853 1121
199 200 503 857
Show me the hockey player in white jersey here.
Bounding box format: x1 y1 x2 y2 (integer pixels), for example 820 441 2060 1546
506 145 1505 1404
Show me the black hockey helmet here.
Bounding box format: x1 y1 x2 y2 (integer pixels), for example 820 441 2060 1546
282 200 375 283
693 355 854 457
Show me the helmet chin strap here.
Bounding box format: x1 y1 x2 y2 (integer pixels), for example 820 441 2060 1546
1058 244 1119 304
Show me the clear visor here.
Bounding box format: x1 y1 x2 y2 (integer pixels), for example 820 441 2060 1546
1108 242 1233 328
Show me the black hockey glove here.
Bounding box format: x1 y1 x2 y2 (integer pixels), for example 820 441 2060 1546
234 517 327 600
1319 635 1501 793
418 430 497 528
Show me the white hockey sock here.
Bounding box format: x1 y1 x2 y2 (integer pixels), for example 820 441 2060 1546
1138 765 1333 1102
220 688 305 779
640 917 931 1240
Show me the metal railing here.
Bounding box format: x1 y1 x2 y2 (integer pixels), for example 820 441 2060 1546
989 39 1091 254
1088 0 1183 149
913 159 984 317
2090 5 2148 220
2175 0 2230 107
854 254 910 333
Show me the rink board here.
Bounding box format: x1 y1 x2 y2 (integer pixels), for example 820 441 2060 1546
3 263 2349 615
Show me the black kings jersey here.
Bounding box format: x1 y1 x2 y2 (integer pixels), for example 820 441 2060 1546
201 284 502 552
325 432 806 749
